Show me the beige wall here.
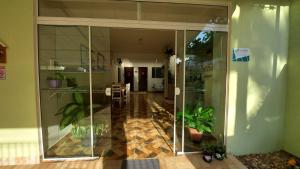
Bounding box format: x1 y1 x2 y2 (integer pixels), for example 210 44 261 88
227 0 289 155
0 0 40 165
284 0 300 157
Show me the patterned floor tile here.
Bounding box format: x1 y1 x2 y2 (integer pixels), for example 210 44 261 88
46 93 174 159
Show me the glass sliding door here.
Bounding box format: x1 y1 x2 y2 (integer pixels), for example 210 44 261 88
175 30 227 153
175 30 185 153
183 30 227 152
38 25 94 158
90 27 113 157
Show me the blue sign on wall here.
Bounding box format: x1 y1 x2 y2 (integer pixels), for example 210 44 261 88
233 48 250 62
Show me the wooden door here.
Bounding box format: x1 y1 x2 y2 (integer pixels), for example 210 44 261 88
138 67 148 91
124 67 134 91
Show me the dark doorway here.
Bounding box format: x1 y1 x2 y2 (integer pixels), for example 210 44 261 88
138 67 148 91
124 67 134 91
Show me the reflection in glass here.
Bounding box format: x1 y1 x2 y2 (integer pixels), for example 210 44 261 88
184 30 227 152
90 27 113 157
39 25 93 158
175 30 184 153
141 2 228 24
39 0 137 20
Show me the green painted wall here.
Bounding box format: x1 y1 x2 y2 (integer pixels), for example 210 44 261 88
227 0 289 155
0 0 39 165
284 0 300 157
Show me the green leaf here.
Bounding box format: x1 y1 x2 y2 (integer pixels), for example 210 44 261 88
62 103 79 116
188 122 196 128
59 115 74 130
76 110 85 121
73 92 84 104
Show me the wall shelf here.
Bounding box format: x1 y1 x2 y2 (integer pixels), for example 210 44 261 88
41 87 106 94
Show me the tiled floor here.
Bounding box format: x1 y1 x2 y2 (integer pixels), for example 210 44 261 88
0 154 247 169
0 93 248 169
47 93 174 159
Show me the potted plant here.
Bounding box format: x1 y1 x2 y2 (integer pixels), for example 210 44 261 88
56 92 109 146
66 77 78 88
202 144 215 163
55 92 87 135
47 72 65 88
214 144 226 160
177 105 214 142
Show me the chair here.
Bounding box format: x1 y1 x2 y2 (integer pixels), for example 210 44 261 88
123 83 131 103
112 84 122 106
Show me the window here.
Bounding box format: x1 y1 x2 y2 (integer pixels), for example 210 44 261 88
152 67 164 78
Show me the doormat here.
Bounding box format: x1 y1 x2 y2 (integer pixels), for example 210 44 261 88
121 159 160 169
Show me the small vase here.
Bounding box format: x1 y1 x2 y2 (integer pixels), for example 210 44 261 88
48 80 61 88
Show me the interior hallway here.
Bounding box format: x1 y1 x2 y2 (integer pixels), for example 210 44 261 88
100 92 174 159
47 93 174 159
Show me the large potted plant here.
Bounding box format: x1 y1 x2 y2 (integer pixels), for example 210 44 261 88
177 105 214 142
55 92 87 134
55 92 109 146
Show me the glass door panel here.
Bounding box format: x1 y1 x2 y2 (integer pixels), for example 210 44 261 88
38 25 93 158
184 30 227 152
175 30 184 153
90 27 113 157
141 2 228 24
39 0 137 20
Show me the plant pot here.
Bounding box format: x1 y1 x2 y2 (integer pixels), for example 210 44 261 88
214 152 225 161
48 80 61 88
188 127 203 142
203 152 213 163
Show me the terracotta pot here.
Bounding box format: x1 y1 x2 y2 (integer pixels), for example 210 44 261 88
188 127 203 142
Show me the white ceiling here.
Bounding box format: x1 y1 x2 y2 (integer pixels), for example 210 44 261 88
110 28 175 54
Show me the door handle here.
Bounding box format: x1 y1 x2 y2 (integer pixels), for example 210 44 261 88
175 87 180 95
105 88 111 96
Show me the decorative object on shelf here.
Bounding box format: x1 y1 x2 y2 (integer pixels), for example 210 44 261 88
0 66 6 80
177 105 215 142
47 72 65 88
40 65 65 71
0 41 7 63
40 59 66 71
